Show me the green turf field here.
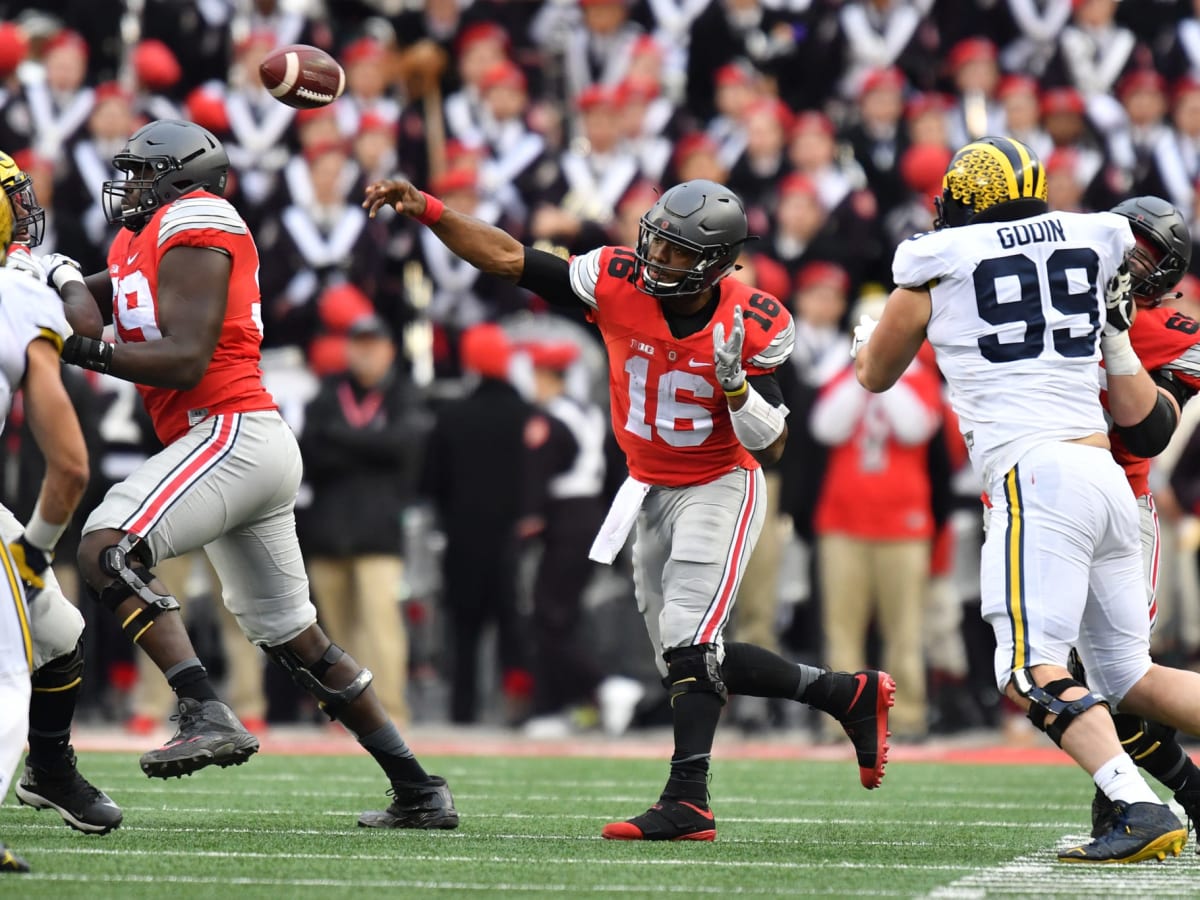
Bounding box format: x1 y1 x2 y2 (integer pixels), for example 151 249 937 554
3 750 1200 898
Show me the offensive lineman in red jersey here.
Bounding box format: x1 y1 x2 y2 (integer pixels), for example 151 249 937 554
1079 196 1200 842
364 176 896 841
45 120 458 829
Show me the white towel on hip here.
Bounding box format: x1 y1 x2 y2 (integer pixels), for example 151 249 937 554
588 475 651 564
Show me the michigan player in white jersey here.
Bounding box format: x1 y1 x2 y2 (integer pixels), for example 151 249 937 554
0 150 123 839
0 187 91 874
855 136 1200 864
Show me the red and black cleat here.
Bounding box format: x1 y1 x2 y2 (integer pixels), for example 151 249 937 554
602 798 717 841
834 670 896 790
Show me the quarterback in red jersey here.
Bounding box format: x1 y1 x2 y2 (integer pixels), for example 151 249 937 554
1081 196 1200 844
48 120 457 830
365 176 895 841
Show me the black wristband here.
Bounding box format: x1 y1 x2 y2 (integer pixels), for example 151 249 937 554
61 334 113 374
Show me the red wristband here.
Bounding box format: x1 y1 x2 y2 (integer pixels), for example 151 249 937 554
416 191 444 226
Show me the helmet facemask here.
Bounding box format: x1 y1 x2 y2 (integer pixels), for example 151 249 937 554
1128 235 1187 308
634 217 736 298
2 172 44 247
102 155 182 232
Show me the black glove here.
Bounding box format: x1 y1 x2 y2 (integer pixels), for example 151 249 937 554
1104 265 1135 336
9 534 51 599
61 334 113 373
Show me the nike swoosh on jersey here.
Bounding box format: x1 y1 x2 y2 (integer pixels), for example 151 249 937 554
687 358 712 368
127 253 139 264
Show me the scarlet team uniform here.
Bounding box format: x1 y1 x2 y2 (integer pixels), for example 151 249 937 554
83 193 315 645
569 245 794 663
1105 307 1200 628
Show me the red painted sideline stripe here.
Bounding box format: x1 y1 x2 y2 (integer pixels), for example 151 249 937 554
71 729 1103 765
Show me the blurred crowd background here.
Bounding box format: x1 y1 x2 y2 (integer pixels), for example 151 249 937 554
4 0 1200 744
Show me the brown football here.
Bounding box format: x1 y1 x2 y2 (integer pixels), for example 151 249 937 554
259 44 345 109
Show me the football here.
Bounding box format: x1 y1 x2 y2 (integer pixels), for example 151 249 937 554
259 44 345 109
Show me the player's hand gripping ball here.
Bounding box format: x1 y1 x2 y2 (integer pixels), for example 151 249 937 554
259 44 346 109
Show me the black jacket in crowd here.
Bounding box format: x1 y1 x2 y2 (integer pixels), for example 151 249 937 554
297 367 427 558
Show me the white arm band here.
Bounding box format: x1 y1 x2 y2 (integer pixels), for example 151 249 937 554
1101 331 1142 377
24 501 68 551
729 384 788 451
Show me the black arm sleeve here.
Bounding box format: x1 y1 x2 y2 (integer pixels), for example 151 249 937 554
748 372 785 408
1114 390 1179 459
517 247 582 309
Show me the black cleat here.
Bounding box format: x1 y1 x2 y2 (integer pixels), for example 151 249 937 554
1060 801 1187 863
139 698 259 779
358 775 459 829
16 747 123 834
1175 788 1200 853
602 797 717 841
0 841 29 873
1091 785 1120 838
832 670 896 789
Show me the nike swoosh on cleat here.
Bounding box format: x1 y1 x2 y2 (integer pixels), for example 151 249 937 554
848 673 869 711
679 801 715 821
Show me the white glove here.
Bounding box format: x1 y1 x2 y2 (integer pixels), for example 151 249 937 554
43 253 84 292
713 304 746 393
850 313 878 359
5 247 44 281
1104 265 1135 336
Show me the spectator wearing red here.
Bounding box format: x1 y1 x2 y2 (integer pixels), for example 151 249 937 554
223 31 295 210
810 291 943 741
444 23 509 147
997 75 1052 162
614 77 673 184
542 85 640 229
1045 147 1091 213
669 132 727 186
945 36 1005 150
131 39 184 121
1041 84 1124 209
256 139 387 351
705 61 761 172
843 67 908 213
22 28 92 165
1105 69 1169 191
335 37 399 139
903 92 954 150
472 60 548 220
560 0 645 106
761 173 844 275
53 82 136 273
727 97 792 219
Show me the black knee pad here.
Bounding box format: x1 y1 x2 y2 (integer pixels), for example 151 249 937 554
31 639 84 692
1012 670 1108 747
1115 714 1178 760
662 644 727 705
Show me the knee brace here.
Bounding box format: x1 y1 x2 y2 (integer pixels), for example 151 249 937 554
662 644 727 705
30 638 83 693
263 641 373 719
1012 669 1108 747
96 534 180 643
